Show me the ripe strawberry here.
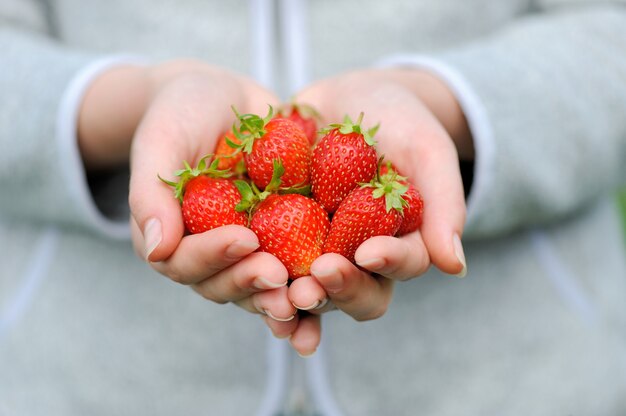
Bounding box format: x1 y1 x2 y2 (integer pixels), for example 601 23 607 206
323 171 409 262
159 156 247 234
214 131 245 173
232 106 311 190
379 162 424 236
311 113 379 214
277 103 321 145
395 186 423 236
234 160 328 279
250 193 330 278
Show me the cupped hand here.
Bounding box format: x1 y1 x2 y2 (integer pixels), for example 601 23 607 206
79 59 297 324
282 68 471 354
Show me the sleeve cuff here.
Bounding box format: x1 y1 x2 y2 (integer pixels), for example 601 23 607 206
57 56 148 240
375 54 496 233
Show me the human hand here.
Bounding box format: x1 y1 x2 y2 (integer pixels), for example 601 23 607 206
279 68 471 354
78 60 297 324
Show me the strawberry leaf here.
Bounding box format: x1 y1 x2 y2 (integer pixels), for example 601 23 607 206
234 180 258 213
225 135 242 150
372 187 386 199
362 124 379 146
158 154 234 203
279 183 312 196
264 159 285 193
231 105 274 154
322 112 378 146
367 158 409 213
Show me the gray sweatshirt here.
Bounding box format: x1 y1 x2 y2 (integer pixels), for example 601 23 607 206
1 1 625 415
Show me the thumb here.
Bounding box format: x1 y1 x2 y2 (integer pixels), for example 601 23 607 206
128 93 236 262
128 116 186 262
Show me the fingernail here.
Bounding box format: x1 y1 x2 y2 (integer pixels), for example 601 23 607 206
225 240 260 260
288 337 317 357
253 277 287 290
297 349 317 358
264 309 296 322
144 218 162 259
356 257 385 271
295 297 328 311
311 267 343 293
452 233 467 278
314 297 329 310
311 298 328 310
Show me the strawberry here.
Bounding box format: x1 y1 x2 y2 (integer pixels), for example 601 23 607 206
232 106 311 190
323 170 408 262
250 193 330 278
277 103 321 145
159 156 247 234
214 131 245 173
379 162 424 236
311 113 379 214
235 160 329 279
395 185 423 236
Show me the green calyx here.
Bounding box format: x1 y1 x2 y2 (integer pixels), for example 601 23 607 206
363 159 408 213
234 159 311 214
323 112 379 146
230 105 274 154
158 155 232 203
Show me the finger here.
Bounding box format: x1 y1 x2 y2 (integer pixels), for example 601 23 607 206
310 254 394 322
358 89 466 277
149 225 261 284
354 233 430 281
406 128 467 277
128 72 250 263
188 251 289 303
293 79 335 122
298 76 467 276
262 314 299 339
235 75 282 115
288 276 329 311
130 215 145 260
234 287 297 322
288 313 321 357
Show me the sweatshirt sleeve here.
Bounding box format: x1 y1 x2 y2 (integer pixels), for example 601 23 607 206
385 4 626 240
0 21 140 239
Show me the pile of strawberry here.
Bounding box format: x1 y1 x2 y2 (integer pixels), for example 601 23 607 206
160 104 424 279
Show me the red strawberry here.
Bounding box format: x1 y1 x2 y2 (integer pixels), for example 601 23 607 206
323 172 409 262
395 185 423 235
234 160 328 279
214 131 245 173
159 156 247 234
311 113 379 213
232 106 311 190
278 103 321 145
250 193 330 278
379 163 424 235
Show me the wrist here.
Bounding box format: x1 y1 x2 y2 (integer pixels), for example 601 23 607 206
78 64 151 171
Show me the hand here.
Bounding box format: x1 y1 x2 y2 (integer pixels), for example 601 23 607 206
78 59 297 325
280 68 471 355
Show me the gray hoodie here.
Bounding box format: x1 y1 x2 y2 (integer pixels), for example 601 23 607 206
1 0 625 415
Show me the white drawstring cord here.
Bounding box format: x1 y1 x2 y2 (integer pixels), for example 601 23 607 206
279 0 311 96
248 1 293 415
529 229 598 327
278 0 346 414
0 227 59 342
249 0 277 91
256 333 291 416
306 336 345 416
